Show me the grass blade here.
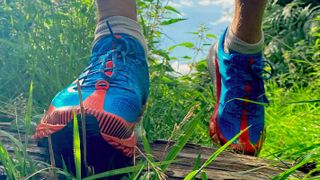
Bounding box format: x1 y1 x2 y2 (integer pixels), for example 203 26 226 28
22 82 34 175
201 172 208 180
141 127 155 162
76 80 89 175
135 146 167 179
73 112 81 179
184 127 249 180
82 160 173 180
192 154 201 171
273 154 313 180
132 161 147 180
48 133 57 180
232 98 269 106
0 143 19 179
0 130 24 150
161 108 204 171
24 81 33 146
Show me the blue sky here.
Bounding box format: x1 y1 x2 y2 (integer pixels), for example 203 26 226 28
161 0 234 73
164 0 233 44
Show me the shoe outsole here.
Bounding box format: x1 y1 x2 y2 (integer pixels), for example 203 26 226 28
39 114 132 179
34 105 146 157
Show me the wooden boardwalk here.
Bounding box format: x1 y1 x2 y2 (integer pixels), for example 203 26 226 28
0 122 305 179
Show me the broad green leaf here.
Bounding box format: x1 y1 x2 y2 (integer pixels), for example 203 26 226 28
206 34 216 39
169 42 195 51
160 18 187 26
182 56 192 60
164 5 182 15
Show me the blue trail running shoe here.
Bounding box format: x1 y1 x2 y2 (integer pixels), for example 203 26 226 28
34 28 149 176
207 28 269 155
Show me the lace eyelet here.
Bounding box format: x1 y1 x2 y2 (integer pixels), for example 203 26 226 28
106 61 113 68
95 80 109 90
105 71 113 77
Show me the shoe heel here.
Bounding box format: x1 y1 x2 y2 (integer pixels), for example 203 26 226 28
207 44 218 97
207 44 217 86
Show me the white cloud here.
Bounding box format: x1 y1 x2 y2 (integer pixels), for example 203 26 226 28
169 0 194 8
198 0 233 7
210 14 232 25
171 61 192 75
169 0 233 9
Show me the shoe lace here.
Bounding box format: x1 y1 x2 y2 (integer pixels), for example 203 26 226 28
77 21 131 91
250 59 273 81
226 55 273 104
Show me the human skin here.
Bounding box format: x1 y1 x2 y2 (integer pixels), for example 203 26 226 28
231 0 268 43
95 0 137 21
96 0 267 43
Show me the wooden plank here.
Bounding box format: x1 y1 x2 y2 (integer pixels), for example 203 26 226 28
0 122 305 179
137 140 303 179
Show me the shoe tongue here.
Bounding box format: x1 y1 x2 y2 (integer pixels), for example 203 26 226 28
83 35 132 88
230 54 265 79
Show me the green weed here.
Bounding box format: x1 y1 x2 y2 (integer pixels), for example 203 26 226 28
0 0 320 179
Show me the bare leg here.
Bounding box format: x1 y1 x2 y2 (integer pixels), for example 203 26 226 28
231 0 268 43
96 0 137 21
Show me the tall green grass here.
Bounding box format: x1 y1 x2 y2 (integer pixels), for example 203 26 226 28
261 82 320 178
0 0 95 107
0 83 58 179
1 0 320 179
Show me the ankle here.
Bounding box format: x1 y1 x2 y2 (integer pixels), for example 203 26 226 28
230 23 264 44
96 0 137 21
224 28 264 54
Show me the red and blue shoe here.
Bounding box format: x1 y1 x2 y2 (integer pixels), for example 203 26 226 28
207 29 270 155
34 28 149 165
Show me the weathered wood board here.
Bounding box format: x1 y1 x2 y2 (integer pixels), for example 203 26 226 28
0 122 305 179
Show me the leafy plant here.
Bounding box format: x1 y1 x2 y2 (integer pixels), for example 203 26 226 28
264 0 320 87
0 0 320 179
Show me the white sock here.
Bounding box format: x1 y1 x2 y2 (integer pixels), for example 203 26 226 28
224 28 264 54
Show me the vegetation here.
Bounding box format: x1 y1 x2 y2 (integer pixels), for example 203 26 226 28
0 0 319 179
